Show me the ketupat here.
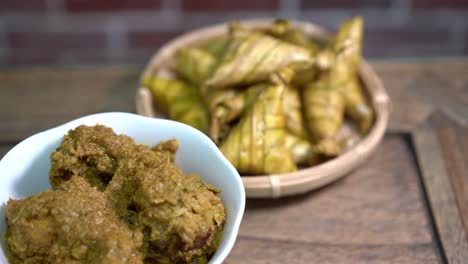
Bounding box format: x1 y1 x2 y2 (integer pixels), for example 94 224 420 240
289 60 319 88
301 16 374 156
339 76 374 134
207 84 264 143
204 27 312 89
284 85 308 138
260 20 321 87
174 47 217 86
317 16 363 75
197 36 230 58
262 65 309 139
332 16 363 72
302 77 345 156
142 75 210 133
219 73 297 175
319 16 373 133
141 18 375 175
335 120 362 152
207 65 307 146
284 132 318 165
259 20 325 88
261 19 322 55
330 17 373 133
270 66 309 139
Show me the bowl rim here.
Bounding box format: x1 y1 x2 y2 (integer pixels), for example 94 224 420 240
136 18 391 198
0 112 245 264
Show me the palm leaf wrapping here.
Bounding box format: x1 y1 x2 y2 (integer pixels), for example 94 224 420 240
284 132 319 165
197 36 230 58
141 18 375 175
284 85 308 138
258 20 325 88
327 16 363 73
303 77 345 156
261 19 322 55
207 84 265 143
289 61 319 88
219 73 297 175
340 76 374 134
142 75 209 133
174 47 218 86
221 65 311 141
320 16 373 134
204 27 312 90
302 16 374 156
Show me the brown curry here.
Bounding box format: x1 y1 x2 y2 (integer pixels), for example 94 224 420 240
5 125 226 264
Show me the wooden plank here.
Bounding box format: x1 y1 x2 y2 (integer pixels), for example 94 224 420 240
0 66 140 142
234 135 441 261
372 58 468 132
371 63 434 133
412 115 468 264
406 68 468 126
431 112 468 236
226 236 439 264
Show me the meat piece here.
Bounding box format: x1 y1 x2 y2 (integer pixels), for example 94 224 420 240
6 176 143 264
107 142 225 263
47 125 226 263
49 125 135 190
152 138 179 162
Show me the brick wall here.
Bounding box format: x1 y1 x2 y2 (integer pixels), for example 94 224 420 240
0 0 467 66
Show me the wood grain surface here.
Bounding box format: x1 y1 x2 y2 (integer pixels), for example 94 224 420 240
1 58 467 263
0 67 140 142
431 113 468 235
371 58 468 132
225 135 442 263
413 115 468 264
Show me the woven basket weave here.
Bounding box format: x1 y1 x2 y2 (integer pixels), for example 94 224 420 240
136 19 391 198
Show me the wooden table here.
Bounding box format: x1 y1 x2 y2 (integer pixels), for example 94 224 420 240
1 58 467 263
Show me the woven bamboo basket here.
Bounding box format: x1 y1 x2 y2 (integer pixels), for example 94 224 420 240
136 19 391 198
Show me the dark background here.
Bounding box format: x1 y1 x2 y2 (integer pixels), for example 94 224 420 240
1 0 467 66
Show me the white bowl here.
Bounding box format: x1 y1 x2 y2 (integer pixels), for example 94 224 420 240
0 112 245 264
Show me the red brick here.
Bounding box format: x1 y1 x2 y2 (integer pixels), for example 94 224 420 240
128 31 183 49
302 0 392 9
65 0 161 13
8 31 107 51
0 0 47 12
4 48 156 66
363 29 452 58
365 29 449 46
413 0 468 9
182 0 278 11
5 49 104 66
6 49 58 65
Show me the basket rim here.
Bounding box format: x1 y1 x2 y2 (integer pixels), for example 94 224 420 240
137 18 391 198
